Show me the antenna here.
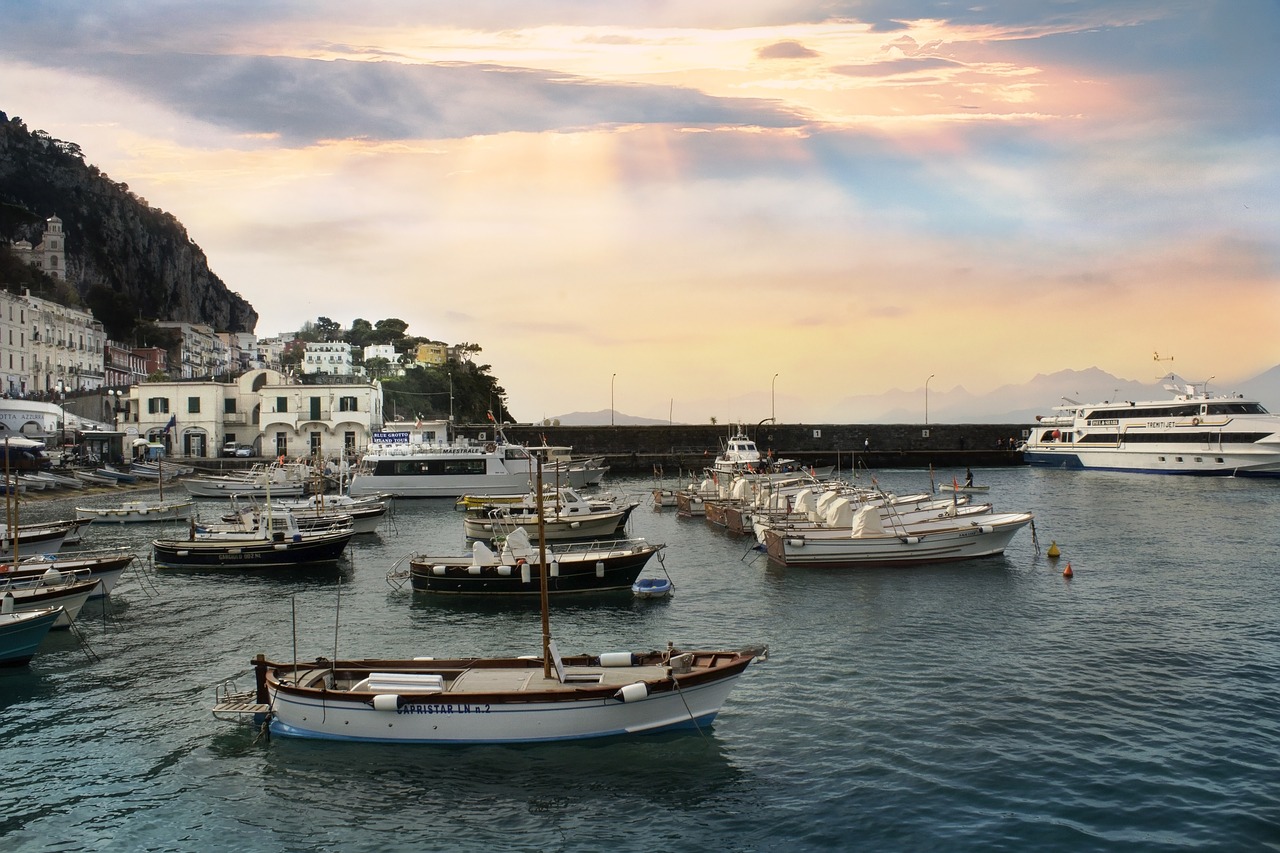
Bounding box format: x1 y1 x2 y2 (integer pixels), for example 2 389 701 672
1154 351 1174 362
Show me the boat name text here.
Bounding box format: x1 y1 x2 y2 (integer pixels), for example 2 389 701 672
396 703 492 715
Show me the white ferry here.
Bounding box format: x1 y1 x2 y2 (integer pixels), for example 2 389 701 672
347 419 538 498
1022 376 1280 476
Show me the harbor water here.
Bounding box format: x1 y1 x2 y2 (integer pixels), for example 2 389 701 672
3 468 1279 852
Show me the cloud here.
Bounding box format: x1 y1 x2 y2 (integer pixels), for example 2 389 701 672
757 40 820 60
31 53 811 145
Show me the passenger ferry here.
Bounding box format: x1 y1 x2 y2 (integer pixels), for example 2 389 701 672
1022 376 1280 476
347 419 537 498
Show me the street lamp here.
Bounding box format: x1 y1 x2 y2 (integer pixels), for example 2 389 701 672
772 373 779 423
55 380 65 445
925 373 935 425
448 372 453 422
108 388 124 429
611 373 616 427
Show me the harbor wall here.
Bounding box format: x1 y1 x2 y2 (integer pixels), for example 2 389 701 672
466 423 1028 475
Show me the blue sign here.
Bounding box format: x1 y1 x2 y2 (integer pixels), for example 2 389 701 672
372 430 410 444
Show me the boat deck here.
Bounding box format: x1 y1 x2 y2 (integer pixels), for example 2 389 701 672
449 663 671 692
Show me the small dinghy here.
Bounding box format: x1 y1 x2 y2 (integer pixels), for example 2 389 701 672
632 576 672 599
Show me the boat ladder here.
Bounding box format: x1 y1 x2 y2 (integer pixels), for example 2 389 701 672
211 681 271 721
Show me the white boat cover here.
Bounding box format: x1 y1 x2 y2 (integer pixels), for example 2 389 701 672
850 505 885 538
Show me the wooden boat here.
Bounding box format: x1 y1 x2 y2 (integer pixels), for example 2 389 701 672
631 576 673 599
153 509 353 570
94 466 138 484
398 527 660 595
0 574 100 627
937 482 990 493
180 462 314 498
215 462 763 743
77 499 194 524
0 606 62 666
2 550 137 599
227 493 389 535
1 520 75 559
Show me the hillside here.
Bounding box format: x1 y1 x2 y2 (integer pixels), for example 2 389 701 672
0 112 256 338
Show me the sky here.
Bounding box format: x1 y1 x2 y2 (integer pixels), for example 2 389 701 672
1 1 1277 424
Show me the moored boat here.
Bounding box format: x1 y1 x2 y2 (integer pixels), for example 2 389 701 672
0 605 63 666
0 574 100 627
398 527 660 595
347 420 538 499
1022 374 1280 476
2 550 138 599
153 509 353 570
76 498 194 524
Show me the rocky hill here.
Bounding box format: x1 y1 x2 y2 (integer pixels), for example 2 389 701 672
0 111 256 338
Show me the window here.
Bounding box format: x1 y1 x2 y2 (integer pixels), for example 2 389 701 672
148 397 170 414
339 396 358 412
224 398 237 414
188 396 201 414
276 396 288 412
310 397 321 420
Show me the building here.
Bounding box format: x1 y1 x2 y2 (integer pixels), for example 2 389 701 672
10 214 67 280
20 288 105 394
413 342 448 367
125 369 383 460
302 341 356 376
155 321 222 379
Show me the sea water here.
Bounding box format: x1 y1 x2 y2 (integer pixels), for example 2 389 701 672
2 468 1279 852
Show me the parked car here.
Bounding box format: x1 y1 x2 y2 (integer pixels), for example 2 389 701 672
234 445 254 457
222 442 238 457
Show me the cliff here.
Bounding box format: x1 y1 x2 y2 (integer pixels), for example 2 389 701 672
0 112 257 338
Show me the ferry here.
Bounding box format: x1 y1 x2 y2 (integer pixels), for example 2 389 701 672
347 419 538 498
1022 376 1280 476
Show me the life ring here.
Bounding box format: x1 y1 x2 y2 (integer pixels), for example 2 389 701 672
485 442 497 453
1191 417 1200 426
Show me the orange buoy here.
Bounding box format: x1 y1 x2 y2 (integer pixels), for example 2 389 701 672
1062 562 1073 578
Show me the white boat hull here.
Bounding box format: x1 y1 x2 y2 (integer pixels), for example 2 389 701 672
763 512 1033 568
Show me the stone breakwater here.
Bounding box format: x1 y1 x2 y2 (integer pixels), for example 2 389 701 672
476 423 1027 475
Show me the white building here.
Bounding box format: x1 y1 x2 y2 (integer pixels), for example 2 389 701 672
155 321 221 379
17 289 105 394
125 368 382 459
302 341 356 376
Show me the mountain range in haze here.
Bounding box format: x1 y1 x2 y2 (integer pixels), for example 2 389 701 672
549 365 1280 425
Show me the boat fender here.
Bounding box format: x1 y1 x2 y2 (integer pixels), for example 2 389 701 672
902 536 920 544
549 561 560 577
497 565 512 576
372 694 401 712
595 561 605 578
520 561 531 584
980 525 994 534
432 565 447 576
600 652 634 667
467 565 482 575
787 538 804 548
42 568 63 585
614 682 648 703
1 593 12 614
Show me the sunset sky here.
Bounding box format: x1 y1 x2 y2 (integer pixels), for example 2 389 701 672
1 1 1276 423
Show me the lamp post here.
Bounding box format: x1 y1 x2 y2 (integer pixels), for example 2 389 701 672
925 373 935 425
611 373 616 427
448 372 453 422
55 380 65 446
108 388 124 429
772 373 779 423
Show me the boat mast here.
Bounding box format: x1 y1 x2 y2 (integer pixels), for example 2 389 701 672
537 461 551 679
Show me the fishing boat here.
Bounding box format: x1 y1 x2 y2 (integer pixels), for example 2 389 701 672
1 520 75 559
761 507 1034 568
181 461 315 498
396 527 661 595
0 574 100 627
462 487 637 542
77 454 195 523
0 605 63 666
152 508 353 570
2 550 137 599
243 492 390 535
347 419 539 499
1022 374 1280 476
215 463 765 743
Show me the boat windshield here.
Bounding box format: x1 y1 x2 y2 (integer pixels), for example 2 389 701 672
1206 402 1269 415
